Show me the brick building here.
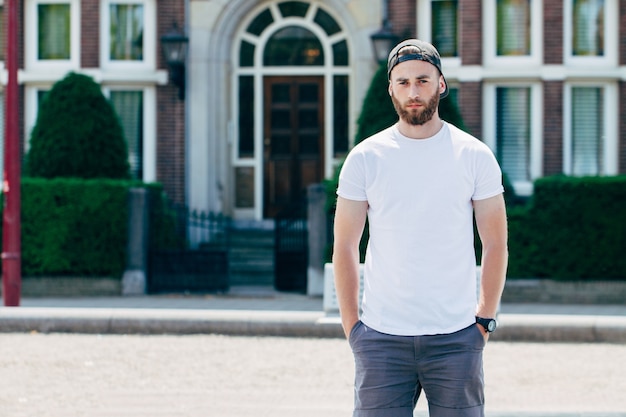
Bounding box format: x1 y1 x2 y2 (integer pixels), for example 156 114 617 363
3 0 625 222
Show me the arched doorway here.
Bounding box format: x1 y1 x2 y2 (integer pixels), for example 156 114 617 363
233 1 350 219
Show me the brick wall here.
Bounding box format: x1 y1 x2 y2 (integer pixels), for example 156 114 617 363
617 81 626 174
617 0 626 174
621 0 626 67
388 0 416 39
541 2 564 176
458 81 482 139
156 86 186 204
81 0 99 67
157 0 185 70
543 0 563 64
156 0 186 204
459 0 481 66
543 81 564 176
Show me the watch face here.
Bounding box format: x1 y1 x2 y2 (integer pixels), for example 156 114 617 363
487 320 497 332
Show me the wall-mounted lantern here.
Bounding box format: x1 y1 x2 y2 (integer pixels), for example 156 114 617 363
370 19 398 64
161 24 189 100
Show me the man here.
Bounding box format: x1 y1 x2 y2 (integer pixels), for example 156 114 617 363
333 39 508 417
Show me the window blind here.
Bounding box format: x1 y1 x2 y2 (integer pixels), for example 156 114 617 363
38 4 71 60
496 87 531 183
431 0 458 57
571 87 603 175
0 7 4 61
496 0 530 56
111 91 143 179
572 0 604 56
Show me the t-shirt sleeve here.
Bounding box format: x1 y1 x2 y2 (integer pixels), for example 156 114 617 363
337 148 368 201
472 146 504 201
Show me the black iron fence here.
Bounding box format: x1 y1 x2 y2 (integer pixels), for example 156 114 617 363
148 204 231 293
274 200 308 293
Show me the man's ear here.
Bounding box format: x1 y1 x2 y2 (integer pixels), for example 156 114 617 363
388 81 393 97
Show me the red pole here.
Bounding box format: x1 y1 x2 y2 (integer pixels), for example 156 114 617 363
2 0 21 306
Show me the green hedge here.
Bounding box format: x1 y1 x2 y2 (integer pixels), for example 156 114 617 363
325 175 626 281
16 178 170 278
21 178 132 277
508 175 626 280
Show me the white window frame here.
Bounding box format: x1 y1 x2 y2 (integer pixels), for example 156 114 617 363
483 82 543 196
24 85 51 152
563 81 618 176
0 0 5 64
563 0 618 67
103 85 157 181
25 0 80 71
483 0 542 68
100 0 156 72
417 0 461 69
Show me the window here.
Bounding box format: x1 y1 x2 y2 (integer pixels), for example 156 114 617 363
24 87 51 153
263 26 324 66
417 0 460 66
571 87 602 175
106 87 156 181
109 3 143 61
100 0 155 69
333 75 348 157
38 3 70 59
565 0 617 65
564 84 617 176
238 76 254 158
25 0 80 69
483 0 541 66
484 83 542 195
496 0 530 56
0 4 5 61
496 87 531 183
572 0 604 56
110 90 143 178
431 0 458 58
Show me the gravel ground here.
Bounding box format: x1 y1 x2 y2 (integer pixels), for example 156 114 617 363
1 333 625 417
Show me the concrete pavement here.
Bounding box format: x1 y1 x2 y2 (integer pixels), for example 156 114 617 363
1 286 626 343
3 332 626 417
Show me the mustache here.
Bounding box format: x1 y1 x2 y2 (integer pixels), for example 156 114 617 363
406 98 424 106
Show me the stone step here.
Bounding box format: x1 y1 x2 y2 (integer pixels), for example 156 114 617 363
229 229 275 247
227 228 276 286
229 271 275 287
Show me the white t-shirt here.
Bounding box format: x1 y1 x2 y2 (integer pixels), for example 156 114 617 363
337 122 503 336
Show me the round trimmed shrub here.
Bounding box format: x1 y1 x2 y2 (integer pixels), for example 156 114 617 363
25 72 131 179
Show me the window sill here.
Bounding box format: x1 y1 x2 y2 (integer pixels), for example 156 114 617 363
17 68 168 85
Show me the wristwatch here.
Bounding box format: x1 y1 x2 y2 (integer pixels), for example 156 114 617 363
475 316 497 333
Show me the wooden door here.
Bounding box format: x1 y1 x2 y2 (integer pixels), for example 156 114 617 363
263 76 324 218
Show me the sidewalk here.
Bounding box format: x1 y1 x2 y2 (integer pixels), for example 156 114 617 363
1 286 626 343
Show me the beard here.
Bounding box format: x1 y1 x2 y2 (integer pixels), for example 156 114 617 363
391 92 439 126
